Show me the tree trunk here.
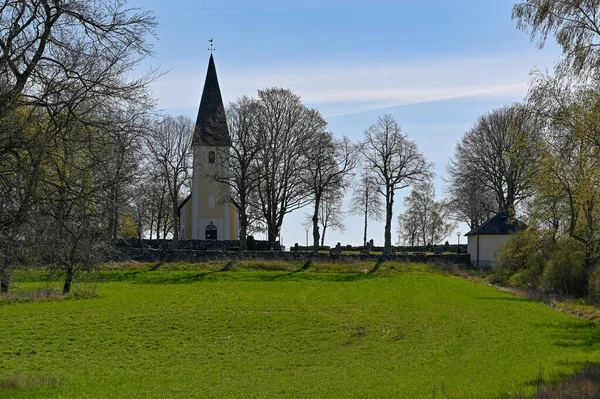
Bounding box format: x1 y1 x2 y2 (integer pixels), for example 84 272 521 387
384 190 394 255
239 212 248 251
363 205 368 247
267 218 278 247
155 209 161 239
63 265 75 295
321 226 326 247
312 192 322 254
0 266 9 293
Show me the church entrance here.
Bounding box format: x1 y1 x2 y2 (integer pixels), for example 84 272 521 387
205 223 217 240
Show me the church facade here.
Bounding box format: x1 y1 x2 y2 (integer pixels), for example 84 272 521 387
178 54 239 240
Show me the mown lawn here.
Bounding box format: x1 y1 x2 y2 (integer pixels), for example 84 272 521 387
1 262 600 398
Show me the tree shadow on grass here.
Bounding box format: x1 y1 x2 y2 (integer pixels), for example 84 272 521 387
148 262 164 271
543 321 600 352
476 296 537 303
97 266 377 285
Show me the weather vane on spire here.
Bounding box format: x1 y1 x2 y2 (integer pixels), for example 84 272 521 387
208 39 215 53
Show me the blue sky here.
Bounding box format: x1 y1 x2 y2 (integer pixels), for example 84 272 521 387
129 0 560 246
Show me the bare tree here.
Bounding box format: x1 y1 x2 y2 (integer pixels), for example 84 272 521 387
304 189 346 247
448 105 540 215
398 181 456 247
445 160 496 229
0 0 156 291
362 114 431 255
397 208 420 246
0 108 45 291
146 116 194 248
513 0 600 76
302 131 358 253
254 88 326 245
210 97 262 250
349 169 384 247
317 190 346 247
0 0 157 114
93 110 146 240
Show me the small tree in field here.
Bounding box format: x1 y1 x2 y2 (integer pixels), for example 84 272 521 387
349 169 384 247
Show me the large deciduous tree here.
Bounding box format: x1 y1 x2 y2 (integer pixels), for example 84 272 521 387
302 132 358 253
445 159 496 229
146 116 194 248
362 114 431 255
513 0 600 76
210 97 263 250
448 104 540 216
0 0 156 292
254 88 326 246
528 73 600 275
0 0 156 113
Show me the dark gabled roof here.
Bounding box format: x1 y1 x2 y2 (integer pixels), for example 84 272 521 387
193 54 231 147
465 212 527 236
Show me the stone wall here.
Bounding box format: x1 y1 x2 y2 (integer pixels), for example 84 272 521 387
114 239 278 251
110 247 471 266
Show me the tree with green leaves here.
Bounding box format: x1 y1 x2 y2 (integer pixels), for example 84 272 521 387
513 0 600 77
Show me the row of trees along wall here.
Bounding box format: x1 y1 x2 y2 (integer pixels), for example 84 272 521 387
444 1 600 298
210 95 437 255
0 1 456 294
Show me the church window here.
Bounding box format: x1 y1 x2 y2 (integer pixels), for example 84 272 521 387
208 195 216 208
208 151 216 164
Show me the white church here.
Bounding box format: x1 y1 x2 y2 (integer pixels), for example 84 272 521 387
178 54 239 241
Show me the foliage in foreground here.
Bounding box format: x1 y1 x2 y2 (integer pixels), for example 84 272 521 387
493 230 600 300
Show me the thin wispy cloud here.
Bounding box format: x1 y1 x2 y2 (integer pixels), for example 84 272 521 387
149 54 554 117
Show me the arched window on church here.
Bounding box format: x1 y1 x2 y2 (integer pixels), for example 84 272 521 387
208 151 216 164
205 222 217 240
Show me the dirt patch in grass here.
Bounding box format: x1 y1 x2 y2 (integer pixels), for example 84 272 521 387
0 375 59 390
0 287 98 305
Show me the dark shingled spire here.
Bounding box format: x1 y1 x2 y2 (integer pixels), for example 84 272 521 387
193 54 231 147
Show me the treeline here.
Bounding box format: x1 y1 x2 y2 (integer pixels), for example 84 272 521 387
445 1 600 300
0 1 451 295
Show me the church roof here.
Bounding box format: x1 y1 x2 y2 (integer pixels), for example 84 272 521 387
193 54 231 147
465 212 527 236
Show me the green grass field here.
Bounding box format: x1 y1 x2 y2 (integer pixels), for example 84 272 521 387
1 261 600 398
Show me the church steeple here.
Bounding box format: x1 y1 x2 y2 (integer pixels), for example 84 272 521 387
194 54 231 147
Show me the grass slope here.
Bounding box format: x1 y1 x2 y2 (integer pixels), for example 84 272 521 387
1 263 600 398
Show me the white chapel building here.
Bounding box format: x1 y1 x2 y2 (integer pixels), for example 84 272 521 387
178 54 239 240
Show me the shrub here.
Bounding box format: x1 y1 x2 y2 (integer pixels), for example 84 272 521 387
494 229 545 286
587 267 600 303
541 238 586 296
